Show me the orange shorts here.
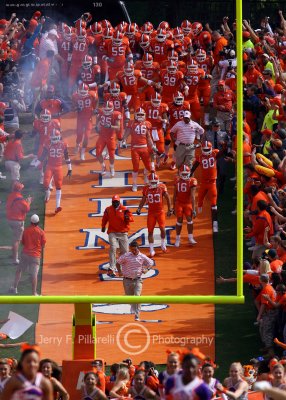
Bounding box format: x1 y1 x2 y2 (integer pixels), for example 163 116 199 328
44 165 63 189
96 136 116 158
147 210 165 232
131 147 151 172
175 201 193 218
197 181 217 208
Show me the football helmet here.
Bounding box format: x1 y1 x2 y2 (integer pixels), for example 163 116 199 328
100 19 112 30
156 29 167 43
78 83 89 96
167 60 178 75
158 21 170 31
103 101 114 116
124 62 134 76
179 165 191 180
142 53 153 68
173 27 184 41
131 22 139 32
109 82 120 96
151 92 162 107
125 24 135 38
63 25 72 41
173 91 184 106
103 28 114 40
140 22 153 35
75 19 86 31
195 49 206 62
82 55 92 69
192 22 203 36
167 49 179 62
50 129 61 144
202 141 212 155
135 107 146 122
139 34 150 49
90 22 102 35
77 27 86 42
40 109 51 123
112 30 124 46
148 172 159 188
187 59 198 73
181 20 192 36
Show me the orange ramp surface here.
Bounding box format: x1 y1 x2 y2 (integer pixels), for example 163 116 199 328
36 112 215 364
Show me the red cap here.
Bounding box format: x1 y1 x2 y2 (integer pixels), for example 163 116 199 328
13 181 24 191
218 80 225 86
33 11 41 18
112 195 120 201
261 129 272 136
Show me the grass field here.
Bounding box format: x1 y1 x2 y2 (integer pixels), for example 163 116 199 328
0 114 262 380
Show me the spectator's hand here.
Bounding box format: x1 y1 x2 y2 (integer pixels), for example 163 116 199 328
101 227 106 233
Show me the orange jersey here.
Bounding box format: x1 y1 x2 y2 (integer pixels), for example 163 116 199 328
168 101 190 127
93 35 106 60
42 140 68 168
71 38 92 63
143 101 169 129
174 176 197 203
103 92 127 112
134 60 160 83
33 119 60 147
197 56 213 76
126 32 141 52
58 37 73 62
39 98 63 115
143 183 168 213
184 68 205 100
173 37 192 55
116 70 142 95
196 149 219 181
160 69 185 100
104 39 132 69
78 65 101 85
72 91 97 118
97 109 122 138
150 38 174 63
127 120 152 147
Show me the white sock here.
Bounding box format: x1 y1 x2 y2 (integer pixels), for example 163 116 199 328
132 172 138 185
45 189 51 201
176 235 180 240
56 189 62 208
161 238 166 245
149 243 154 251
81 147 86 155
188 234 194 240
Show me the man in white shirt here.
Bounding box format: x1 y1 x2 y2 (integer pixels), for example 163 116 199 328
170 111 204 168
116 240 154 321
39 29 59 60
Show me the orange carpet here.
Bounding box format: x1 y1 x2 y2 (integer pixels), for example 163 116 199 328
36 112 215 365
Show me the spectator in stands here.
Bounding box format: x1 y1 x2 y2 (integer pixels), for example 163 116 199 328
213 80 235 133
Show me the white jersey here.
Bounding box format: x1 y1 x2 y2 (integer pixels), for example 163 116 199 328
168 375 205 400
11 373 43 400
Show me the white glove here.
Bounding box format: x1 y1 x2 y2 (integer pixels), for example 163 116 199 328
34 159 41 168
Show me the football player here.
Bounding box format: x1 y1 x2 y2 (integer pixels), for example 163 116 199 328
173 165 197 247
191 141 220 233
72 82 97 160
36 130 72 214
136 172 172 257
95 101 122 177
123 108 154 192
